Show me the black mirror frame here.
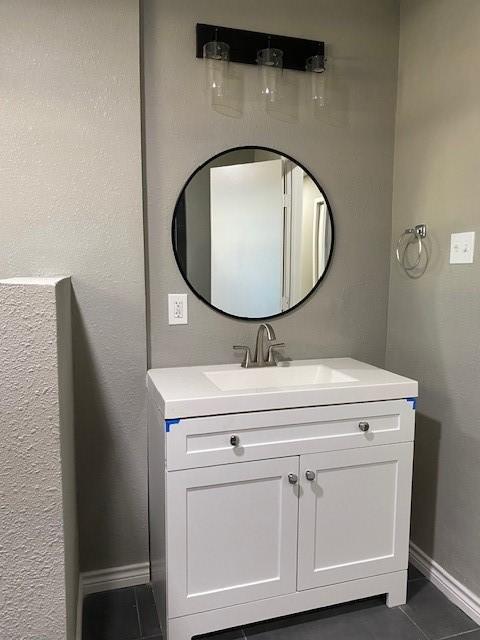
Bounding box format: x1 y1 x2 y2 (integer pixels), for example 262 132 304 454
171 145 335 322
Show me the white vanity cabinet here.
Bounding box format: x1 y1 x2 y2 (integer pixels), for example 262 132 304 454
147 359 417 640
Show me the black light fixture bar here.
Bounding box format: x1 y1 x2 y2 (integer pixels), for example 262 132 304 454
196 23 324 72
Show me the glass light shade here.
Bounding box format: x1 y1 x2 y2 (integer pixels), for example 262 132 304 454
256 48 283 103
256 47 283 68
310 72 327 106
306 53 325 73
306 54 327 106
203 41 230 98
203 40 230 61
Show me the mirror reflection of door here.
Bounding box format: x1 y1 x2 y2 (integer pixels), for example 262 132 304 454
312 197 328 283
210 159 284 317
284 167 329 308
173 148 333 320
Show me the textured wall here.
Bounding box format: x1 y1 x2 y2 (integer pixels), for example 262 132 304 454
0 278 77 640
0 0 147 571
386 0 480 595
143 0 400 370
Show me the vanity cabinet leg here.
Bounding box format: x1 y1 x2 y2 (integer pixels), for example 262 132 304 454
386 572 408 607
167 620 192 640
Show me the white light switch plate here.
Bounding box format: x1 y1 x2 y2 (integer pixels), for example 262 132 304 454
450 232 475 264
168 293 188 324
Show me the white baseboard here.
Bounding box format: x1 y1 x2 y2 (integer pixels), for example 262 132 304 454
410 542 480 625
80 561 150 596
74 548 480 639
76 562 150 640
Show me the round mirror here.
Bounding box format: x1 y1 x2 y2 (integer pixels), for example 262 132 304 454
172 146 334 320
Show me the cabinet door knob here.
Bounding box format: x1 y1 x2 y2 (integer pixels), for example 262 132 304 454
358 421 370 432
305 470 316 481
230 434 240 447
288 473 298 485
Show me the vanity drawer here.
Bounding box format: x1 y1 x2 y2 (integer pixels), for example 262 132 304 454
165 399 415 470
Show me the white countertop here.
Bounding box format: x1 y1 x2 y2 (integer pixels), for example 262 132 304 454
147 358 418 419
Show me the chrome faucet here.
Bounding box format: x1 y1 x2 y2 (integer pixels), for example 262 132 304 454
234 323 285 368
254 323 276 367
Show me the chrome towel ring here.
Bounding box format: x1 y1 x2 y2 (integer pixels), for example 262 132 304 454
396 224 428 278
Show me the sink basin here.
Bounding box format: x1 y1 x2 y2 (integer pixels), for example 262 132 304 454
203 363 357 392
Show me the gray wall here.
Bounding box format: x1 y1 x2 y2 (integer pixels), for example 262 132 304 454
1 0 147 571
386 0 480 595
143 0 400 369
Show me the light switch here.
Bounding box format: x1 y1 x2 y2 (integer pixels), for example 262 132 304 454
450 232 475 264
168 293 188 324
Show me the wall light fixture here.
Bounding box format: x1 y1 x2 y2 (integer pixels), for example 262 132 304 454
196 24 327 114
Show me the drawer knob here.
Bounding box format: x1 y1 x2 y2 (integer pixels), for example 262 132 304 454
288 473 298 485
305 470 316 481
359 421 370 432
230 434 240 447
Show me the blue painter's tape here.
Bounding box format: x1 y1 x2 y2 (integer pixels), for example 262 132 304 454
165 418 180 432
406 397 417 409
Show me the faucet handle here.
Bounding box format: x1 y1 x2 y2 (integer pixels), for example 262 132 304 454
233 345 252 368
267 342 285 365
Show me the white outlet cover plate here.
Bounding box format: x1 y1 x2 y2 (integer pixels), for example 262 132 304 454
450 232 475 264
168 293 188 325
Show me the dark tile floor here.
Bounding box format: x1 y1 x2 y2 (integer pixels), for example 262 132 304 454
82 566 479 640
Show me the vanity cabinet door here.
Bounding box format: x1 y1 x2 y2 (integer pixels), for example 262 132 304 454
297 443 413 591
167 457 299 617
